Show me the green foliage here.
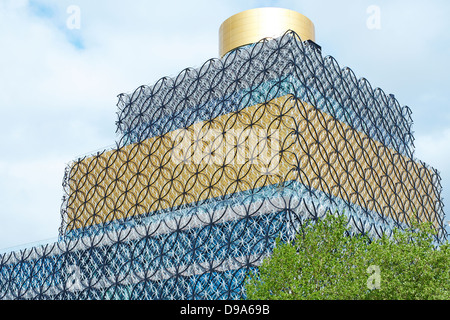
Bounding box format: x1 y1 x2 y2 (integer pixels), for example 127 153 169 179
245 213 450 300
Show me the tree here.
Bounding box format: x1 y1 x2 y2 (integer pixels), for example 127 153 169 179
245 213 450 300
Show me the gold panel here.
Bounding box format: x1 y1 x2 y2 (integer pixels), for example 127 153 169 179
66 96 437 232
219 7 315 57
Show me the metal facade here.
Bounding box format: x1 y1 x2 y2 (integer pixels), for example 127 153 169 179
0 31 446 300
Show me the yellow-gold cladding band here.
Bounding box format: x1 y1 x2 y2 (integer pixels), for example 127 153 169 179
65 95 437 232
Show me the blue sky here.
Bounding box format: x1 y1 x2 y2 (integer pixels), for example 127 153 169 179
0 0 449 250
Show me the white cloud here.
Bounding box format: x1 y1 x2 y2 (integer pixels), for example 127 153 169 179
415 129 450 179
0 158 64 250
0 0 233 249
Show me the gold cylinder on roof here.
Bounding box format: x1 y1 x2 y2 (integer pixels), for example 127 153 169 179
219 7 315 57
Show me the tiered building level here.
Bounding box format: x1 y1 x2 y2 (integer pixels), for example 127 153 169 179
0 8 446 300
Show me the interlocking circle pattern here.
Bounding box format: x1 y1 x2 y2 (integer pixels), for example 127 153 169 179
0 31 446 300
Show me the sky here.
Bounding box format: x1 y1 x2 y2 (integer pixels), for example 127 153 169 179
0 0 449 251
